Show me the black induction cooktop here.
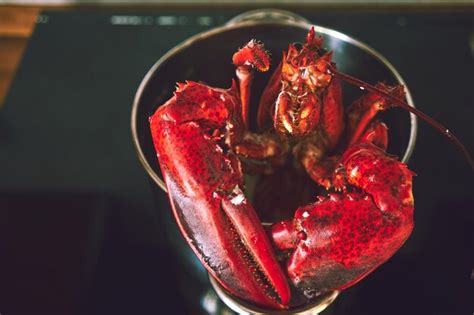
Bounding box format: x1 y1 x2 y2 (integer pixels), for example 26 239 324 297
0 8 472 315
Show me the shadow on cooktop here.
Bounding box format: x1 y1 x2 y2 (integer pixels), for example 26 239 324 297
0 192 188 315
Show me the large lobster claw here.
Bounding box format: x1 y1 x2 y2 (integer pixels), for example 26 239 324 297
150 82 291 309
272 142 414 297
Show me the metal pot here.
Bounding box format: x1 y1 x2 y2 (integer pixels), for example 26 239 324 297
131 9 417 314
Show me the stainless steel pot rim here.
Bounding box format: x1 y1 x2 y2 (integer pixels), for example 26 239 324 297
209 275 339 315
131 10 417 193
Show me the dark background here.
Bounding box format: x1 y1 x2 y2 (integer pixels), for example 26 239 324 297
0 8 472 315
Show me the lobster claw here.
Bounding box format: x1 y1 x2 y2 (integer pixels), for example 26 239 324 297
272 142 414 297
150 82 290 309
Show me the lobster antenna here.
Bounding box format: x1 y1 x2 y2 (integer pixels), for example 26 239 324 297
328 65 474 171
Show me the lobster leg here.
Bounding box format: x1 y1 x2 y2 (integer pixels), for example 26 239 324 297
347 83 404 146
272 142 414 297
296 138 339 190
319 76 344 150
292 79 343 188
233 40 270 128
257 59 283 130
298 81 393 189
233 41 291 171
150 82 290 309
358 120 389 150
234 132 288 161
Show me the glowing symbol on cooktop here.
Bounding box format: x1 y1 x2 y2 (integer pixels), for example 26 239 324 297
197 16 213 26
157 16 178 26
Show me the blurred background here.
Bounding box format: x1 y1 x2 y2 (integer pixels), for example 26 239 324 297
0 0 472 106
0 2 473 315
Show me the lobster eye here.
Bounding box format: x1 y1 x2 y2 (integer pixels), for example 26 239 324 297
292 42 303 50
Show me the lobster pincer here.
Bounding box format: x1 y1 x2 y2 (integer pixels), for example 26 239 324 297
150 81 290 309
272 141 415 297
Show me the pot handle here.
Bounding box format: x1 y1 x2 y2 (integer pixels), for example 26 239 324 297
226 9 311 26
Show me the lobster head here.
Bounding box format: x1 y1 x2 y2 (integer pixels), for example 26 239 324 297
274 27 334 138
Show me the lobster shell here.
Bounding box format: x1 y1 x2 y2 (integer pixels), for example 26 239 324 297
131 16 417 312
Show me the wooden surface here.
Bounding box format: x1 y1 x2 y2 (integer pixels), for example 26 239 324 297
0 7 39 107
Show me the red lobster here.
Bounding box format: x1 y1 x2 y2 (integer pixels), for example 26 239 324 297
149 28 470 309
